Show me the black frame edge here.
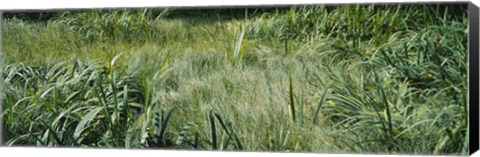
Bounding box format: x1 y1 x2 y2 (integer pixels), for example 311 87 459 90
469 2 479 155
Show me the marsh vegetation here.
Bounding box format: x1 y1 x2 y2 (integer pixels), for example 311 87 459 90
1 4 469 155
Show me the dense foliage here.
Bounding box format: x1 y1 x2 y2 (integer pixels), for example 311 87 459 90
1 4 469 155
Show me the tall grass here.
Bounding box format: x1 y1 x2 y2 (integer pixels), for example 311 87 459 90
1 4 468 155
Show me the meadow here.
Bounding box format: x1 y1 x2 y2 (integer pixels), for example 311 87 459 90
1 4 469 155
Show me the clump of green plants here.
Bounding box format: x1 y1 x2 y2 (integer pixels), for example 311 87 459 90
2 4 469 155
52 9 171 43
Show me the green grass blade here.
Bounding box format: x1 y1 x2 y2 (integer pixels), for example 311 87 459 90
110 72 119 125
209 110 217 150
157 108 175 147
289 74 296 122
154 51 171 80
122 85 129 129
39 120 63 145
233 133 243 150
379 87 393 136
74 107 103 139
213 113 231 135
96 73 114 128
312 82 331 124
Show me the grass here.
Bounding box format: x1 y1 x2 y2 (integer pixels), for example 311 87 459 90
1 4 469 155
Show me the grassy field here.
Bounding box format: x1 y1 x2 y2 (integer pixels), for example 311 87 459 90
1 4 469 155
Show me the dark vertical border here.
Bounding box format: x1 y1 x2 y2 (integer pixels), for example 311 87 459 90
469 2 479 155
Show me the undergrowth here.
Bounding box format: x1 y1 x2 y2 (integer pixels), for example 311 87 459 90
1 4 469 155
